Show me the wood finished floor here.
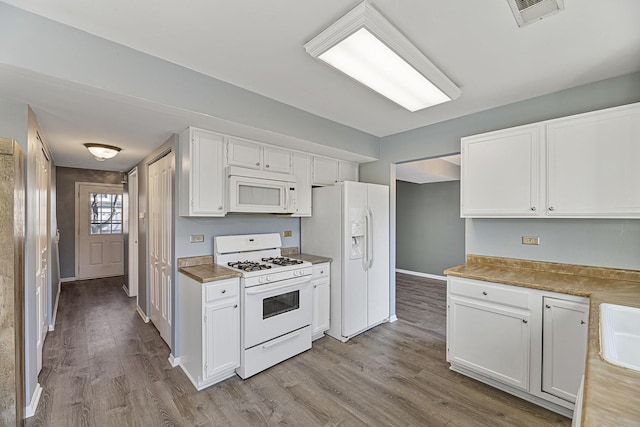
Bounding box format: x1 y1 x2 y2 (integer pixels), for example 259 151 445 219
26 273 570 426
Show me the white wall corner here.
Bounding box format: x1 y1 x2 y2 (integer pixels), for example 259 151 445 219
25 383 43 418
48 282 62 331
136 305 150 323
168 354 180 367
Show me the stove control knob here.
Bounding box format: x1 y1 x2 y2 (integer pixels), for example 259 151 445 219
293 270 299 276
258 277 265 284
266 275 272 282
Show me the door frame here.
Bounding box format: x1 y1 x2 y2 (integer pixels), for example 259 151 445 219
128 168 139 299
74 182 124 279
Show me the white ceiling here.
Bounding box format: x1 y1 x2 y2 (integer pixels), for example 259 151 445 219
2 0 640 171
397 154 461 184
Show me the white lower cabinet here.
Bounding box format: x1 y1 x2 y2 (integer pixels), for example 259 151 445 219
447 276 589 418
311 263 330 340
178 275 240 390
542 297 589 403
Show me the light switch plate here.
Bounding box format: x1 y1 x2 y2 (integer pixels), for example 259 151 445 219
522 236 540 245
190 235 204 243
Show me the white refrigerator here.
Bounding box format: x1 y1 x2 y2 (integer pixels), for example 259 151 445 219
302 181 390 342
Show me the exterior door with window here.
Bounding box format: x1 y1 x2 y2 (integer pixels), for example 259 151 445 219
76 183 124 279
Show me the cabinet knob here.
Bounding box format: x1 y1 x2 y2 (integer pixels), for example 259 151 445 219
531 207 536 211
522 319 528 324
265 164 270 168
234 304 238 308
482 291 488 296
548 206 555 211
218 205 223 210
545 304 551 309
221 289 226 293
581 320 586 325
314 285 317 288
320 270 324 274
256 162 260 166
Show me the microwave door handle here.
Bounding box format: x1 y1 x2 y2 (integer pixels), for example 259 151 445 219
284 186 288 211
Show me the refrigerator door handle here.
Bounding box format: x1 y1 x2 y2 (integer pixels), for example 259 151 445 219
367 208 374 269
362 212 369 271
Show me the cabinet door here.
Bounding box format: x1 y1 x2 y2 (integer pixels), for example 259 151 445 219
461 125 540 217
263 147 292 174
204 298 240 379
292 153 312 217
227 137 262 169
546 105 640 217
313 156 339 186
312 279 330 338
542 297 588 403
338 161 358 182
448 296 531 390
188 129 225 216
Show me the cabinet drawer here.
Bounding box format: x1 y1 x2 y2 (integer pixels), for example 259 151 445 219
449 277 530 309
313 263 329 279
205 279 238 303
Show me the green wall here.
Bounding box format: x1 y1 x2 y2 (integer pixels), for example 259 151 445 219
396 180 465 276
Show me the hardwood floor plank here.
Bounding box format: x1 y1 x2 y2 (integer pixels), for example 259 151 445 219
26 274 570 427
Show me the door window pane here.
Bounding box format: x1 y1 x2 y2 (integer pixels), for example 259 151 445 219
90 193 123 234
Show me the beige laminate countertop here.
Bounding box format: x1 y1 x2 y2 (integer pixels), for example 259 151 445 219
177 255 241 283
444 255 640 427
291 253 332 265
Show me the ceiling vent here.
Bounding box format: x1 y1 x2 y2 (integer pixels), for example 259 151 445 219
507 0 565 27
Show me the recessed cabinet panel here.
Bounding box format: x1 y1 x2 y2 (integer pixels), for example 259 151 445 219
461 125 540 217
546 106 640 217
313 156 339 186
448 296 531 390
227 138 262 169
263 147 292 174
311 262 330 340
204 299 240 380
338 161 359 182
542 297 589 403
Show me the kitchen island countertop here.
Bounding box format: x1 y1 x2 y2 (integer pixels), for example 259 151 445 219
444 255 640 426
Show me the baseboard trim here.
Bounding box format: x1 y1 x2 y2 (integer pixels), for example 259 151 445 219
396 269 446 281
25 383 43 418
48 283 62 332
136 305 150 323
168 354 181 367
59 276 76 283
122 284 130 296
389 314 398 323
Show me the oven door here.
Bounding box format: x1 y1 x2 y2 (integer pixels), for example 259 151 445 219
244 276 312 348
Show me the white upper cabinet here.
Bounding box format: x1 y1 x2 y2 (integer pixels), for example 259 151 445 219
292 152 312 217
338 161 359 182
226 137 292 174
461 125 540 217
461 102 640 218
313 156 339 186
546 104 640 217
178 127 226 217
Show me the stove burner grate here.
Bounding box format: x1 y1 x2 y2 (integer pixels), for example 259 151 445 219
227 260 272 272
262 257 304 266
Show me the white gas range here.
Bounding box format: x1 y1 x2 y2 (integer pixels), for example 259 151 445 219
214 233 313 379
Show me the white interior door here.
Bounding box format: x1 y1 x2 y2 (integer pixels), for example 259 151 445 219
35 141 49 372
149 152 173 345
128 168 139 298
76 183 124 279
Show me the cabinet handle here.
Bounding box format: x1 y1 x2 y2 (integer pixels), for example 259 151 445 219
548 206 555 211
482 291 488 296
221 289 226 293
545 304 551 309
522 319 528 324
531 207 536 211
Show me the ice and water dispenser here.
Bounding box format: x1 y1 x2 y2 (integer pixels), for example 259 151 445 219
349 208 365 259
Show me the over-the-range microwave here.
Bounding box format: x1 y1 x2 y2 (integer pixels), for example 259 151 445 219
227 166 297 214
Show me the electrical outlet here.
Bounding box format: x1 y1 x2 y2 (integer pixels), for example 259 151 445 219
190 235 204 243
283 230 292 238
522 236 540 245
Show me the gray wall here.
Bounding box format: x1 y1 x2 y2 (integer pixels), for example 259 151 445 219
55 167 124 278
0 2 379 160
396 180 465 276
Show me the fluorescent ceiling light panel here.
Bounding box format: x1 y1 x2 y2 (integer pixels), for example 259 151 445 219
304 1 460 112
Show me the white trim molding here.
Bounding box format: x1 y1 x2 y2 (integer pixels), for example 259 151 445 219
389 315 398 323
59 276 76 283
396 268 446 281
48 282 62 331
122 284 130 296
137 305 150 323
25 383 43 418
168 354 180 367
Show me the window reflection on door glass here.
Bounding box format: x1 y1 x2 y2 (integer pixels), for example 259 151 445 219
90 193 123 234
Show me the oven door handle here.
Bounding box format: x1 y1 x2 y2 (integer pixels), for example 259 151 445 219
245 277 311 295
